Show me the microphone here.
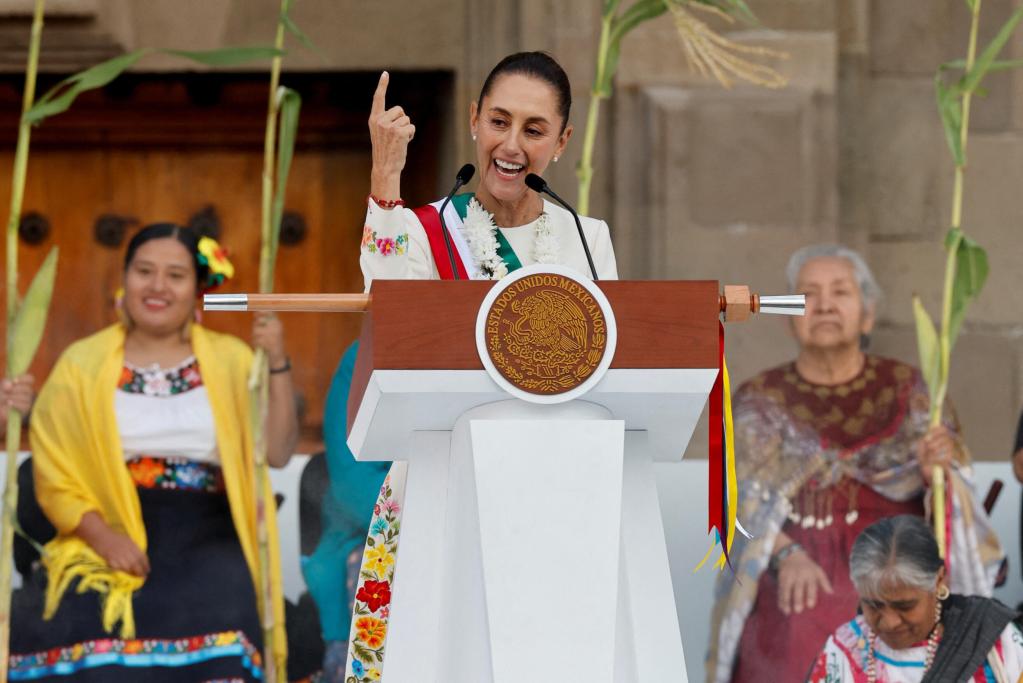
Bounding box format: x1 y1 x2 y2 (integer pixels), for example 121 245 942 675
438 164 475 280
524 173 598 280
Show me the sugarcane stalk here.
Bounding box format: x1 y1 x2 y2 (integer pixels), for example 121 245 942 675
931 0 981 559
0 1 45 679
576 11 613 216
932 0 981 428
251 1 289 680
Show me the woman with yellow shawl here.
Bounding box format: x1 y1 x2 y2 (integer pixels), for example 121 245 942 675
9 224 298 681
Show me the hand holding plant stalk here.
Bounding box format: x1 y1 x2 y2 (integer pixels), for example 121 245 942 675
912 0 1023 557
250 1 305 680
576 0 786 214
0 2 59 680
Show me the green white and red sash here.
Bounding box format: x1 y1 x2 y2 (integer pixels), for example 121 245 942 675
412 193 523 280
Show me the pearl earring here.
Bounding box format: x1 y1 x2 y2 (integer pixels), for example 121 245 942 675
553 156 559 162
472 134 477 141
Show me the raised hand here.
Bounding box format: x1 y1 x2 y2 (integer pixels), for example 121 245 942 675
368 71 416 203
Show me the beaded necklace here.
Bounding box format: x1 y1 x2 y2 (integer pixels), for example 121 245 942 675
864 598 943 683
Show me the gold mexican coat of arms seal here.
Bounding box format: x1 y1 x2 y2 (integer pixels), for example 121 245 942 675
482 271 609 396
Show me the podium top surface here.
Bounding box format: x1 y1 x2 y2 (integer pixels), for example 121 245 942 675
356 279 717 364
348 279 720 430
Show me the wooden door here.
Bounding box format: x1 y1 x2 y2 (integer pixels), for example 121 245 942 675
0 71 451 450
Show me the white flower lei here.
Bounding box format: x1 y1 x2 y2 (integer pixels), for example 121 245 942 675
461 198 559 279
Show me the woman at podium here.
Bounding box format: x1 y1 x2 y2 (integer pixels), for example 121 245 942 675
359 51 617 285
342 51 619 681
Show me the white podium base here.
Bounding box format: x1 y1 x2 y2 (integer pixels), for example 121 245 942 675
379 400 687 683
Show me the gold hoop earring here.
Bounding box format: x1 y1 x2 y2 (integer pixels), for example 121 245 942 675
936 584 950 600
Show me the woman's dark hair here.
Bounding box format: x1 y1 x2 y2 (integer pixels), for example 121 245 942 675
123 223 208 288
849 515 944 597
477 51 572 132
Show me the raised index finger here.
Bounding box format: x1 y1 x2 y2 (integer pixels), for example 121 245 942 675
371 71 389 116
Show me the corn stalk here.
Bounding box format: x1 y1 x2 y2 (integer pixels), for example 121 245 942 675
250 1 303 679
1 2 57 680
576 0 785 214
913 0 1023 557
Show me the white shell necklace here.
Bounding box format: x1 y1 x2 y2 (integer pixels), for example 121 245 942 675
461 197 558 279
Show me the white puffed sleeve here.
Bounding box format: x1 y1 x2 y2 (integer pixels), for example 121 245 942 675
359 199 439 290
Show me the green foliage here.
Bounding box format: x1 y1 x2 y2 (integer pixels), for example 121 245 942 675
935 74 964 166
934 7 1023 165
25 50 148 124
8 247 58 376
944 228 989 348
269 87 302 265
280 11 325 60
696 0 755 23
24 47 284 125
912 295 939 404
599 0 669 97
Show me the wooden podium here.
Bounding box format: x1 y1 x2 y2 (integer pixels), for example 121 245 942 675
349 279 710 683
206 277 801 683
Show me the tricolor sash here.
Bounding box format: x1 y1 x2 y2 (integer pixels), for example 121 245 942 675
413 193 524 280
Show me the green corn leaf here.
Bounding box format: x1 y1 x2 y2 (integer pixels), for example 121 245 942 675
8 247 58 376
944 226 963 250
604 0 623 17
25 50 150 124
610 0 668 46
943 58 1023 74
960 6 1023 94
280 12 326 60
163 46 284 67
935 75 964 166
269 87 302 265
947 232 988 348
697 0 757 23
24 47 284 125
599 41 623 98
912 295 940 404
598 0 667 96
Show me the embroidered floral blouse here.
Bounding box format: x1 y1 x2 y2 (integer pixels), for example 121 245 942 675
115 356 219 464
358 195 618 288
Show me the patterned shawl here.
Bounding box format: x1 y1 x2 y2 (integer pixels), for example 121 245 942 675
705 355 1003 683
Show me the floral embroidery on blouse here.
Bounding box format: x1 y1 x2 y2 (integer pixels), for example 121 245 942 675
118 357 203 397
8 630 261 679
361 226 408 257
127 456 225 494
348 474 400 682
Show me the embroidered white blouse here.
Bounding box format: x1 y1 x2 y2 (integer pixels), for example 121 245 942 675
115 357 219 464
359 196 619 289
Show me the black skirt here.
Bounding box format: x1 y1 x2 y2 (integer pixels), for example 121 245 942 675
10 458 264 682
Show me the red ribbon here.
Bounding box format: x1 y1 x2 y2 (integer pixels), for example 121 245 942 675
413 205 469 280
708 322 725 537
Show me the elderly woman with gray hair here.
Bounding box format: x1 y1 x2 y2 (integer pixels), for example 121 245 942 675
707 244 1004 683
807 515 1021 682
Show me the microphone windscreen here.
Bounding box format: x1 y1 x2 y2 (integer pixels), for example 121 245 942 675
524 173 546 193
456 163 476 184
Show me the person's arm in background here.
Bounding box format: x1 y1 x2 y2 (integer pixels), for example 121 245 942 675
0 373 35 437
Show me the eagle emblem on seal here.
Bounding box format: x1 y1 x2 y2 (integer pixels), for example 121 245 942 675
507 290 588 377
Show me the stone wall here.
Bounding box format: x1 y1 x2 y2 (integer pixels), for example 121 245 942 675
1 0 1019 460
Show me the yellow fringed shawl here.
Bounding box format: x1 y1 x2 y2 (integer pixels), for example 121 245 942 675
29 323 287 675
